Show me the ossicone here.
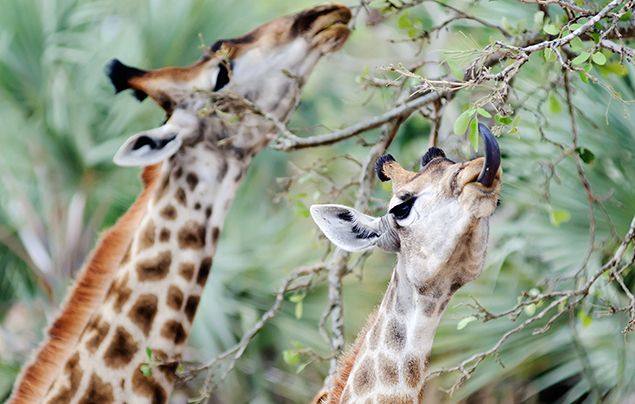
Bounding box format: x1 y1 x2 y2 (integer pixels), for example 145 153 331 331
375 154 396 182
421 147 446 168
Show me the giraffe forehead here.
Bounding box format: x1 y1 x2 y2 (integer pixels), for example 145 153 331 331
391 160 455 200
209 4 350 62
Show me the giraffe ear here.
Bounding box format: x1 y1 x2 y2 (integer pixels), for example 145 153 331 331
113 125 183 167
113 110 197 167
310 204 398 252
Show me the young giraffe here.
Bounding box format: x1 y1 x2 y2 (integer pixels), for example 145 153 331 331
310 124 502 403
9 4 351 403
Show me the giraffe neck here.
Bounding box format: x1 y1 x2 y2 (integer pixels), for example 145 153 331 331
331 220 490 403
334 261 452 403
43 142 252 403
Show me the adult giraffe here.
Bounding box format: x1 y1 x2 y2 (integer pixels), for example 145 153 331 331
311 124 502 403
10 4 351 403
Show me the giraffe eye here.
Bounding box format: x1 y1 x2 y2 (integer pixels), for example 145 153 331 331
389 197 416 221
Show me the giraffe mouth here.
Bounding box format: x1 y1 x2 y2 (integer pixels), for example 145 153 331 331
309 6 352 51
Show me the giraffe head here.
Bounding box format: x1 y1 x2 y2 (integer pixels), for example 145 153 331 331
311 124 502 289
108 3 351 167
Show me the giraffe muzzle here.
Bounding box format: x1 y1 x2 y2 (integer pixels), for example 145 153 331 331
475 123 501 188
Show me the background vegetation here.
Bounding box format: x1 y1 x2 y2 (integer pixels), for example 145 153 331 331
0 0 634 403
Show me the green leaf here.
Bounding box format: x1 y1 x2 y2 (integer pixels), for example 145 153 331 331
296 361 311 374
282 350 301 366
398 13 411 29
543 48 556 63
577 309 593 328
294 201 310 218
145 347 153 361
176 363 185 374
476 108 491 118
294 300 303 319
453 110 472 135
495 114 513 125
140 364 153 377
575 147 595 164
469 117 479 151
569 23 582 30
543 23 559 35
368 0 386 9
591 52 606 65
572 52 591 65
579 70 589 83
407 27 418 38
570 36 584 52
620 10 632 21
446 60 464 80
602 62 628 76
457 315 477 330
528 288 541 297
549 94 561 113
549 208 571 227
289 293 305 303
524 303 536 316
533 11 544 29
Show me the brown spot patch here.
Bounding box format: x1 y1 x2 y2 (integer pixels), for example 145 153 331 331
103 326 138 368
77 373 114 404
177 221 206 249
138 220 156 251
205 206 213 218
423 299 437 316
128 294 158 336
186 173 199 191
353 356 375 395
132 368 167 404
179 262 195 281
384 317 406 351
85 315 111 353
156 175 170 201
404 354 422 388
211 227 220 244
438 296 451 313
48 353 83 402
175 187 187 206
166 285 184 310
136 251 172 281
159 228 170 242
450 278 464 293
160 205 177 220
196 257 212 286
378 353 399 385
194 202 201 210
161 320 186 344
106 273 132 313
184 295 200 322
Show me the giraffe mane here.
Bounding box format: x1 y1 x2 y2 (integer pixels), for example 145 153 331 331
8 164 161 404
324 309 378 404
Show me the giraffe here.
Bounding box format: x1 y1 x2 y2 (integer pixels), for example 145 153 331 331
309 124 502 403
9 4 351 403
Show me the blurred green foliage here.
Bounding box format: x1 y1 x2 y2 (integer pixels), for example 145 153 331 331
0 0 634 403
